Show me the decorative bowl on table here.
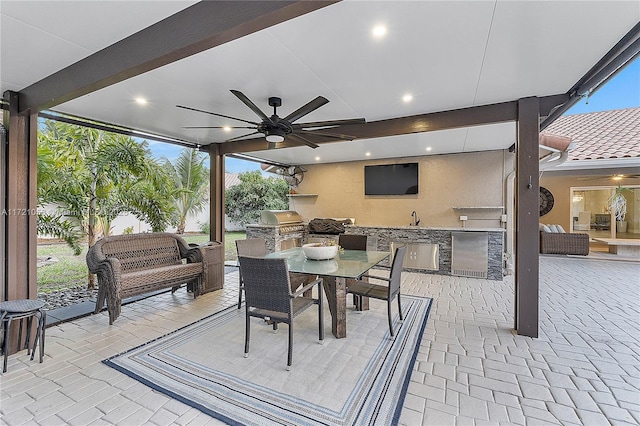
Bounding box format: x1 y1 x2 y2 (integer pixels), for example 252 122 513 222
302 243 338 260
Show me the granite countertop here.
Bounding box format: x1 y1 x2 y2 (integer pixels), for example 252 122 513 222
346 224 506 232
247 223 505 232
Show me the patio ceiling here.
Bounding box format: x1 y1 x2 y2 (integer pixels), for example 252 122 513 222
1 1 639 166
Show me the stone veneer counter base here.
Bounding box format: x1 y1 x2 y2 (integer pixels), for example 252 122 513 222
345 225 505 280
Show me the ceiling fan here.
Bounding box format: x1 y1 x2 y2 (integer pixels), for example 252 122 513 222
177 90 365 149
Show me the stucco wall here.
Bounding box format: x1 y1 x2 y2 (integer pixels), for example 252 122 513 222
288 150 512 228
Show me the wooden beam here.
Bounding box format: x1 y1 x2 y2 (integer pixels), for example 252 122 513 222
218 94 569 155
18 1 338 114
515 96 540 338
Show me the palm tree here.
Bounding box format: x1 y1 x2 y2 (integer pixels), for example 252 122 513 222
163 148 209 234
38 120 176 288
36 142 83 255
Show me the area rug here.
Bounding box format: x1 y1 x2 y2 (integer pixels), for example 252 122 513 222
104 295 432 425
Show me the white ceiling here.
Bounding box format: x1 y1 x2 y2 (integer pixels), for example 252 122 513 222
2 1 639 166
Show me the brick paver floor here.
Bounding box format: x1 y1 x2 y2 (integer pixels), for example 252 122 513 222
1 256 638 425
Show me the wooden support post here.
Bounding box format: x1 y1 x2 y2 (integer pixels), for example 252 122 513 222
208 144 225 245
2 91 39 354
515 97 540 338
2 91 38 302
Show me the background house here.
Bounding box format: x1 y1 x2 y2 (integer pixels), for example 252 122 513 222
539 107 640 238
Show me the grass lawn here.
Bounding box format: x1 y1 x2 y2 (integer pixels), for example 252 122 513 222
37 232 246 293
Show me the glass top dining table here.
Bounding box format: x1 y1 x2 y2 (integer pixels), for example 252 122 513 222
264 247 391 278
264 248 391 338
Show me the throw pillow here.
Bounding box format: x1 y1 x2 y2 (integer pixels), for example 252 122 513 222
541 224 553 233
556 224 566 233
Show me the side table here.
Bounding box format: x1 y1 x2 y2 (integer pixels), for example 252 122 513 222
0 299 46 373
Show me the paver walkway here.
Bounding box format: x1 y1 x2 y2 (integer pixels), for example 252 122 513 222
1 256 638 425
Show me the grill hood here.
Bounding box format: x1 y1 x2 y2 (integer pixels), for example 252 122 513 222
260 210 303 225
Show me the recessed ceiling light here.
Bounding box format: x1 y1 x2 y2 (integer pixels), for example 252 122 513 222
134 97 148 105
372 25 387 38
365 152 371 157
402 94 413 103
223 126 232 132
315 156 321 161
426 147 432 152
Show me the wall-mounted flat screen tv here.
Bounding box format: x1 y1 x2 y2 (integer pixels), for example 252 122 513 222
364 163 419 195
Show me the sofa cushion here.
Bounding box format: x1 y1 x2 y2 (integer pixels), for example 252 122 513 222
120 263 203 297
541 224 553 233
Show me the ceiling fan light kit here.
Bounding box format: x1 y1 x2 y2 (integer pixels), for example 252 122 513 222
178 90 365 149
265 132 285 144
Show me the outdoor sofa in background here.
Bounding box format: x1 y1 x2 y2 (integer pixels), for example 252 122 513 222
539 224 590 256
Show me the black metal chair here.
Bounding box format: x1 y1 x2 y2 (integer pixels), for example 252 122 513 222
238 256 324 370
338 234 368 251
346 245 406 337
236 238 317 309
0 299 46 373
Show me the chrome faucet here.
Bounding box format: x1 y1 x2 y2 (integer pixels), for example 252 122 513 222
411 211 420 226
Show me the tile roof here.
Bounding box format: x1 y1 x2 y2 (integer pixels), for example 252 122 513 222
225 172 241 189
543 107 640 162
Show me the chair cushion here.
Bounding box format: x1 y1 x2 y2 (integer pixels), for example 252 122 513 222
249 297 316 322
347 281 389 299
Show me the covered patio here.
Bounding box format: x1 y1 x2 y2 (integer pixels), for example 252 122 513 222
1 1 640 423
2 255 638 424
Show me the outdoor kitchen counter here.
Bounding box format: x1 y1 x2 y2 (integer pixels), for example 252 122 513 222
344 225 505 280
349 225 506 232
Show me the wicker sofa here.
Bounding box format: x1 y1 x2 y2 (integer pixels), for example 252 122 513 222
86 233 209 324
539 231 590 256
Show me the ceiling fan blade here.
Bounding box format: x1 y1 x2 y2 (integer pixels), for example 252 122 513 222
230 90 273 123
225 131 262 142
288 133 319 149
176 105 259 125
183 126 256 129
283 96 329 123
293 118 366 128
298 130 355 141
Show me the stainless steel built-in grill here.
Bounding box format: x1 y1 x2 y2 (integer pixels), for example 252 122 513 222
260 210 306 234
253 210 306 251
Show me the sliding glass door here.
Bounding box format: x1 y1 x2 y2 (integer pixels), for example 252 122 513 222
570 186 639 239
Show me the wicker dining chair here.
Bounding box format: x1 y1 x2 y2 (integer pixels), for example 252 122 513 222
346 245 407 337
236 238 317 309
338 234 368 308
238 256 324 370
338 234 368 251
235 238 268 309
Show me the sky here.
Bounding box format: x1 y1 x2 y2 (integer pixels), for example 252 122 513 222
564 57 639 115
149 58 640 172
